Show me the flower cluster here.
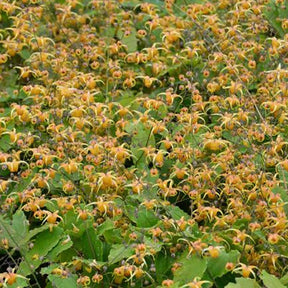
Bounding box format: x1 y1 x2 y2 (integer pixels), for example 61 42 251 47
0 0 288 287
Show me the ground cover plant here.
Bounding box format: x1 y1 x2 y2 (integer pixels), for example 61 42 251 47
1 0 288 287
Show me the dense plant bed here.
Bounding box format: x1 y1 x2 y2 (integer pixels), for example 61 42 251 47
1 0 288 287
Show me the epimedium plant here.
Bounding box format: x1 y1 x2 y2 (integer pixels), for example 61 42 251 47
1 0 288 287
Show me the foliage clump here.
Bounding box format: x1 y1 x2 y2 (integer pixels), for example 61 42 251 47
1 0 288 287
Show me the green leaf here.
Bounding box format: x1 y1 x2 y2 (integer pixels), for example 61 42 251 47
144 237 163 253
176 0 205 4
119 91 136 107
23 224 50 243
233 218 249 230
0 70 18 93
136 207 159 228
263 1 286 38
69 219 94 238
12 210 29 241
97 219 115 235
47 235 73 261
60 210 78 230
76 228 104 260
0 135 12 152
0 213 29 249
155 252 174 282
225 278 260 288
277 166 288 184
125 204 139 223
280 273 288 285
260 270 286 288
47 274 78 288
19 49 31 60
146 0 164 5
103 228 123 244
108 244 134 264
272 186 288 216
105 27 117 38
165 204 190 220
125 121 155 167
18 227 63 276
126 205 159 228
120 27 138 52
184 129 204 149
207 250 240 279
173 253 207 285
